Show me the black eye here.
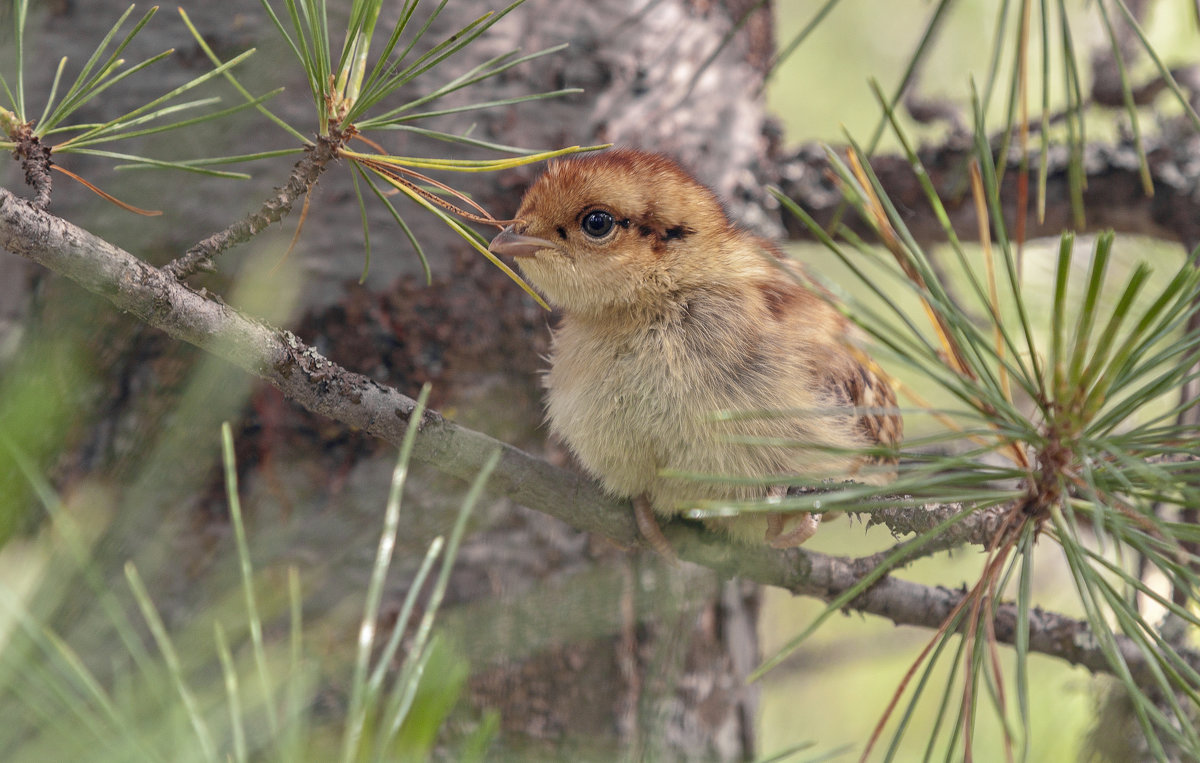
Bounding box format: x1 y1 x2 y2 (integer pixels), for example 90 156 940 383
581 210 615 239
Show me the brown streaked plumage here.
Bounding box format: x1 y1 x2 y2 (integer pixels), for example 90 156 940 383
489 149 901 549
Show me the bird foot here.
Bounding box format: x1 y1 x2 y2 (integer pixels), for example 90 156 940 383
634 494 678 563
765 510 820 548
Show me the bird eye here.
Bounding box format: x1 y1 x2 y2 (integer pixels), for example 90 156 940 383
580 210 615 239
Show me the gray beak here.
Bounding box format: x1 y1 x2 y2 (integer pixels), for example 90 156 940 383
488 226 559 259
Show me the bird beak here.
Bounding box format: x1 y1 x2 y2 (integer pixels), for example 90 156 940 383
488 226 559 259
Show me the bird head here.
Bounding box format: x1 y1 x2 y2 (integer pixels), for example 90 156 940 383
489 149 747 317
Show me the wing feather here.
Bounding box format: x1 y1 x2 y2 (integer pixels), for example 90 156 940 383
823 355 902 475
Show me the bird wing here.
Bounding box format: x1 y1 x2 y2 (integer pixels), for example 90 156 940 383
821 352 903 464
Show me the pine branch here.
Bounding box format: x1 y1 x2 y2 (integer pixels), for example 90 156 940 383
671 523 1188 688
162 132 343 279
3 184 1196 687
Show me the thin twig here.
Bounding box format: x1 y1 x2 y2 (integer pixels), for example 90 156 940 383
163 131 345 279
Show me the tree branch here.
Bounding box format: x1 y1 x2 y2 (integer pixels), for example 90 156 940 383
670 524 1179 688
162 133 343 279
1 184 1195 688
773 129 1200 249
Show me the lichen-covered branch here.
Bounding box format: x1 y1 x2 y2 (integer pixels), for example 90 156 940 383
2 184 1195 687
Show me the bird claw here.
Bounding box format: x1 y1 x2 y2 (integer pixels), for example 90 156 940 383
634 494 679 564
765 510 819 548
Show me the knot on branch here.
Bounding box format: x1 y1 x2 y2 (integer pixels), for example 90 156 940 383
1026 430 1073 523
9 121 53 210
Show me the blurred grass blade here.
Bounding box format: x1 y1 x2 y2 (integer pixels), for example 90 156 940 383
221 421 280 739
125 562 219 763
214 623 248 763
339 384 431 763
378 447 501 749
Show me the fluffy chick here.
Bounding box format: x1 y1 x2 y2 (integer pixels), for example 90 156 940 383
489 149 901 550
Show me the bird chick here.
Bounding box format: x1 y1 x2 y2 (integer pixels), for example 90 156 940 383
488 149 901 551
